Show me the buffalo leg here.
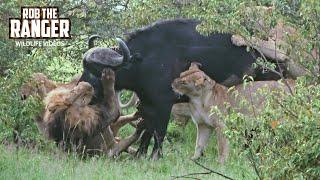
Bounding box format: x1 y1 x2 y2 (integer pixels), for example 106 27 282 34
135 94 174 159
135 130 152 157
135 104 156 158
151 131 165 160
150 105 172 160
151 128 167 160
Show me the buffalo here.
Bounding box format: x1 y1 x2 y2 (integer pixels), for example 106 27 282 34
79 19 286 160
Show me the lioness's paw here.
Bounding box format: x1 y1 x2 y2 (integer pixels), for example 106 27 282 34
101 68 115 82
191 155 200 161
218 157 226 165
191 151 203 160
127 147 137 155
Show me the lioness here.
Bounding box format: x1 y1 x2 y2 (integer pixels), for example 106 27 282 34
231 12 318 78
20 73 80 100
172 63 294 164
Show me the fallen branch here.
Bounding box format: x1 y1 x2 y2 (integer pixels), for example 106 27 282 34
172 173 203 180
172 160 234 180
192 160 234 180
172 171 212 180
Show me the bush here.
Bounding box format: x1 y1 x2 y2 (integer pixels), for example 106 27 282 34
225 77 320 178
194 1 320 178
0 48 82 146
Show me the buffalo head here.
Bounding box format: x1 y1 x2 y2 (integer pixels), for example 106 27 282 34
79 37 142 104
81 38 133 78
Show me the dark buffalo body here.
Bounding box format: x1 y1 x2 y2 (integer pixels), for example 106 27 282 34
81 19 282 159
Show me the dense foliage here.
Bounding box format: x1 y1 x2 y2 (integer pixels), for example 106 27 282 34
0 0 319 178
224 77 320 178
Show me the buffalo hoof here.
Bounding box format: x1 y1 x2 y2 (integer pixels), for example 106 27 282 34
151 148 163 161
126 147 137 155
191 155 200 161
135 148 148 158
218 157 226 165
108 146 121 158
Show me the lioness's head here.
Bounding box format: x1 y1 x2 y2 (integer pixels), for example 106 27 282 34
20 73 57 100
172 63 215 97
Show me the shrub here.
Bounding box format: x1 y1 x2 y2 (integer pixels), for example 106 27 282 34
0 49 81 146
225 77 320 178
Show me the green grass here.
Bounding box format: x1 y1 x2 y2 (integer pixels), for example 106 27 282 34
0 122 256 180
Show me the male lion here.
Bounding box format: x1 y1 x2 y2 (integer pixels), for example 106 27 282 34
172 63 294 164
20 73 138 137
21 69 142 156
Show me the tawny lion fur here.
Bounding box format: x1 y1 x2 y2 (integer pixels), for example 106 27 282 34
172 63 295 164
20 73 80 100
231 6 319 78
21 70 142 156
21 73 138 137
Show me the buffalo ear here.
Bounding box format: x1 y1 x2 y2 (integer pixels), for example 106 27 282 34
123 63 133 70
131 53 143 63
122 53 143 70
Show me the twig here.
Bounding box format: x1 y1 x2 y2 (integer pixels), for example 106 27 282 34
172 172 209 180
272 29 295 96
266 144 319 179
172 160 234 180
244 36 294 96
60 4 84 16
178 176 201 180
247 148 262 180
123 0 130 10
259 60 294 95
273 98 298 119
312 10 320 76
247 80 258 119
192 160 234 180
